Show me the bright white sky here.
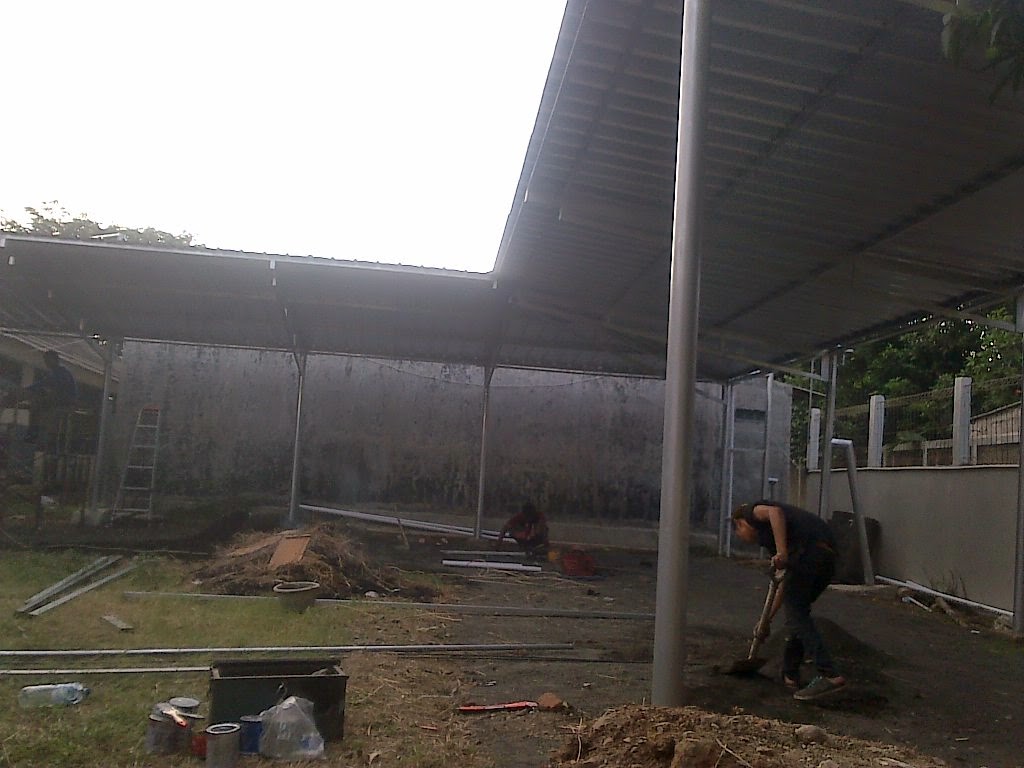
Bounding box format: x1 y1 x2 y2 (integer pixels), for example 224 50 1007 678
0 2 566 273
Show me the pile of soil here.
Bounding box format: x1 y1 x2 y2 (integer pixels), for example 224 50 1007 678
550 704 946 768
191 522 439 600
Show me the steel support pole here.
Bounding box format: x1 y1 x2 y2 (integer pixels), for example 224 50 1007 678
652 0 710 707
761 373 774 499
87 344 116 522
475 365 495 539
287 352 307 527
1014 332 1024 634
717 383 735 555
816 352 838 518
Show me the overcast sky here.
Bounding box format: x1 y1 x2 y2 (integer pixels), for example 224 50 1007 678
0 1 566 272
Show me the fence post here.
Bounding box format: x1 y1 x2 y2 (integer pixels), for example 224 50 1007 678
868 394 885 468
952 376 972 466
806 407 821 471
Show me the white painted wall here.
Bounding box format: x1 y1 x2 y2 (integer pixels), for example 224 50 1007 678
801 465 1017 610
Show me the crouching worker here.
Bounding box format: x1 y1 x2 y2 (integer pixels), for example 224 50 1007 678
732 501 846 701
495 502 549 558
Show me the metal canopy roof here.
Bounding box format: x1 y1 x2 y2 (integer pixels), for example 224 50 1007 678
3 0 1024 380
497 0 1024 380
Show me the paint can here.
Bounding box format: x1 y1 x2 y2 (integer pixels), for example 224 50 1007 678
145 713 180 755
205 722 241 768
239 715 262 754
169 696 201 714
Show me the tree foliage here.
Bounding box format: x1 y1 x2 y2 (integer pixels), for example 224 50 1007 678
790 309 1023 460
943 0 1024 98
0 201 195 248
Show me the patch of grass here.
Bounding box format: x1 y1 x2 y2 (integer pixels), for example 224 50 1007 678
0 550 486 767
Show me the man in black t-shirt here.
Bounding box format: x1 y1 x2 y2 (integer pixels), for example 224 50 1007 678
732 500 846 701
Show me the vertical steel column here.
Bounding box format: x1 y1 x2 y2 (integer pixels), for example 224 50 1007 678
652 0 711 707
87 343 116 521
761 373 774 499
717 383 735 555
817 352 837 518
287 352 307 527
475 365 495 539
1014 299 1024 634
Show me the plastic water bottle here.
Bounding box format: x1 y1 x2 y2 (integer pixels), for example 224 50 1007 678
18 683 90 708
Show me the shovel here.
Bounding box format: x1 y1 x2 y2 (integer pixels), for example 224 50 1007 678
725 569 784 675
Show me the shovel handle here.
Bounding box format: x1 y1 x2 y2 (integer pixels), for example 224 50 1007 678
747 569 784 660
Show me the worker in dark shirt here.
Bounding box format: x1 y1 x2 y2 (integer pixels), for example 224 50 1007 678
495 502 549 558
732 500 846 701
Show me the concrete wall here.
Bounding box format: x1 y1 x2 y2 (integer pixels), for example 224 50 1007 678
103 343 773 528
800 466 1018 610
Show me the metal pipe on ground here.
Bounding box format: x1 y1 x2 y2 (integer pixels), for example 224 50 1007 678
122 591 655 620
441 560 541 572
876 575 1012 618
0 642 576 658
302 504 501 539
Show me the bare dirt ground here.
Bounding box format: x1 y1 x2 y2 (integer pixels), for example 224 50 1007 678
341 525 1024 768
10 509 1024 767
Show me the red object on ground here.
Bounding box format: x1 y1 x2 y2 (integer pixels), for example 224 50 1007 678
190 732 207 757
560 549 596 578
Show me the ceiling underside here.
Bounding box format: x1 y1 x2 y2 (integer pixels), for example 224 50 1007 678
4 0 1024 381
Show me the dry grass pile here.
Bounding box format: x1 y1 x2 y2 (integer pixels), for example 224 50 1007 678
551 704 946 768
192 522 437 600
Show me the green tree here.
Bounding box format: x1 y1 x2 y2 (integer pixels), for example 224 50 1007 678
943 0 1024 98
0 201 196 248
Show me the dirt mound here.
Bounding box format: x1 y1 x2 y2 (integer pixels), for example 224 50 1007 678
191 522 439 600
550 704 945 768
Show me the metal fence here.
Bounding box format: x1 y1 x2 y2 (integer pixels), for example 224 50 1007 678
817 376 1022 468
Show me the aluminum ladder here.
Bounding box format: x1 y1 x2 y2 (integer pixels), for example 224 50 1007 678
112 404 161 522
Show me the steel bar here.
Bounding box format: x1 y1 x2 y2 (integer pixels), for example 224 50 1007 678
832 439 875 585
876 576 1012 618
441 560 542 572
653 0 710 708
0 667 211 675
287 351 307 526
18 555 121 613
0 642 575 658
441 550 525 557
475 365 494 539
122 591 655 620
817 352 838 518
717 383 735 556
302 504 501 539
1015 320 1024 635
87 345 116 518
27 564 136 617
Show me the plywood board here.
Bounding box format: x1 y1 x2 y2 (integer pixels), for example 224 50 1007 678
226 535 282 558
269 535 311 567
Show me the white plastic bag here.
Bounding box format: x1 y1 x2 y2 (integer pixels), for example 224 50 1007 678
258 695 325 759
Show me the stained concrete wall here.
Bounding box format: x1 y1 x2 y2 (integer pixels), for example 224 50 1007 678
103 343 784 529
800 466 1017 611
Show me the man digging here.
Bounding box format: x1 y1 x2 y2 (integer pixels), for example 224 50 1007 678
732 501 847 701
